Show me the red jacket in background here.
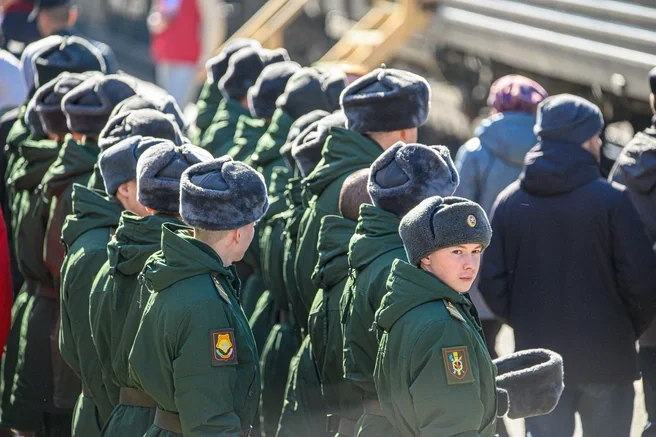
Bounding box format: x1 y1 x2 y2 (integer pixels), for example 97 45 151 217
0 209 12 359
150 0 201 64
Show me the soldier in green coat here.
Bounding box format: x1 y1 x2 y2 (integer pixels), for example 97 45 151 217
193 39 261 145
90 140 210 437
129 156 268 436
294 67 431 335
374 196 496 437
341 143 460 437
201 47 289 157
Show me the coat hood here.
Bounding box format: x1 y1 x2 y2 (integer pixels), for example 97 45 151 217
42 135 99 197
348 204 402 271
141 223 237 293
617 127 656 195
11 138 60 191
375 259 472 332
520 139 601 196
476 112 537 167
311 215 357 290
61 184 123 247
304 127 381 197
108 212 182 276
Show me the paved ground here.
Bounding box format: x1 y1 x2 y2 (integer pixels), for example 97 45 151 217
496 326 647 437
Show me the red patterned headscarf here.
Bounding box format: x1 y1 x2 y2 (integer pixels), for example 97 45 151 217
487 75 548 114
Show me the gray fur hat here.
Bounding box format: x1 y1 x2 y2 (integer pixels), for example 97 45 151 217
341 67 430 133
98 108 183 151
368 142 459 217
62 74 138 136
247 61 301 120
292 110 347 177
98 135 161 196
24 98 47 139
399 196 492 266
137 141 212 214
180 157 269 231
280 109 329 170
33 71 96 137
494 349 564 419
219 47 290 100
109 93 186 131
276 67 347 121
206 38 262 84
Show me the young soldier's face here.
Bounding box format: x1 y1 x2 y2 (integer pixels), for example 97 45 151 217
421 244 483 293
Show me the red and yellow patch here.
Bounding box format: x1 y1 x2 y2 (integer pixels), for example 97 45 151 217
210 329 237 366
442 346 474 384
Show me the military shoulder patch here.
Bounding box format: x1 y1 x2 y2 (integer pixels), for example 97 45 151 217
210 329 238 366
442 346 474 385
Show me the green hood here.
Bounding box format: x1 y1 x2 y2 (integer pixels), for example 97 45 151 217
142 223 238 293
108 212 182 276
195 82 224 133
42 135 99 197
311 215 357 290
375 259 473 332
251 108 294 171
229 114 267 161
305 127 381 197
11 138 60 191
61 184 123 247
348 205 402 271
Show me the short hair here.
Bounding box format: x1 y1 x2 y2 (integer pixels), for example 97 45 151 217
194 228 232 246
41 4 72 24
339 168 372 222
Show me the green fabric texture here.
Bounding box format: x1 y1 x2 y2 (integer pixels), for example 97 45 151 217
193 82 224 145
59 184 123 431
281 178 306 330
91 212 182 437
249 108 294 185
200 98 250 158
275 336 331 437
374 259 498 437
294 128 382 332
308 215 362 422
227 114 267 161
129 223 260 437
341 205 405 396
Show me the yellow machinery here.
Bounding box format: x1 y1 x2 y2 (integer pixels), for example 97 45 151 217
216 0 434 71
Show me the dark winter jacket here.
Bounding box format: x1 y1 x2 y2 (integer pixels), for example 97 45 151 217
226 114 267 161
480 139 656 383
194 83 224 145
249 108 294 185
200 98 250 158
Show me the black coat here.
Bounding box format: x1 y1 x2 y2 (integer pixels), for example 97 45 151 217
480 139 656 384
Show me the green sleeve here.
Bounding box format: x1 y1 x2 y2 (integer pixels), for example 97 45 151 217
174 302 243 436
409 321 483 437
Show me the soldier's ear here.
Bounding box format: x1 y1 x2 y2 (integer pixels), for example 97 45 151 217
419 255 431 269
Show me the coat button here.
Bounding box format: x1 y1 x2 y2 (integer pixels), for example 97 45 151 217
248 390 254 397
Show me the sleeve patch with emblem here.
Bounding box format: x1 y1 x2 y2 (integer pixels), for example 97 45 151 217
442 346 474 385
210 329 237 366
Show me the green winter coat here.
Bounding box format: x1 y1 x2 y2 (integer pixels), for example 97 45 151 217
281 178 306 329
309 215 362 425
249 108 294 185
94 213 182 437
193 82 224 145
59 184 123 435
226 114 267 161
129 224 260 437
294 128 381 331
201 99 250 158
374 260 498 437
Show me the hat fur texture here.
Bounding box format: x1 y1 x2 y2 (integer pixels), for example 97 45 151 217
99 135 160 195
340 67 431 133
109 93 186 131
180 157 269 231
219 47 290 100
399 196 492 266
494 349 565 420
206 38 262 84
368 142 459 217
98 108 183 151
276 67 347 121
247 61 301 120
292 110 347 177
137 141 212 214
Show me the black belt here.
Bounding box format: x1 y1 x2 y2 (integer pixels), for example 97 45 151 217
119 387 157 408
154 408 253 436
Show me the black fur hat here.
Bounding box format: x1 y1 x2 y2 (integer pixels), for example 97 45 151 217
206 38 262 84
137 141 212 214
62 74 138 136
292 110 347 177
98 108 184 152
494 349 565 420
247 61 301 120
276 67 347 121
368 142 459 217
99 135 161 195
180 156 269 231
109 93 186 131
219 47 290 100
33 71 96 137
280 109 329 170
24 98 48 139
341 67 430 133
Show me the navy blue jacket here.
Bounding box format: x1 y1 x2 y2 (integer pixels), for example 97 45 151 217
480 139 656 383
